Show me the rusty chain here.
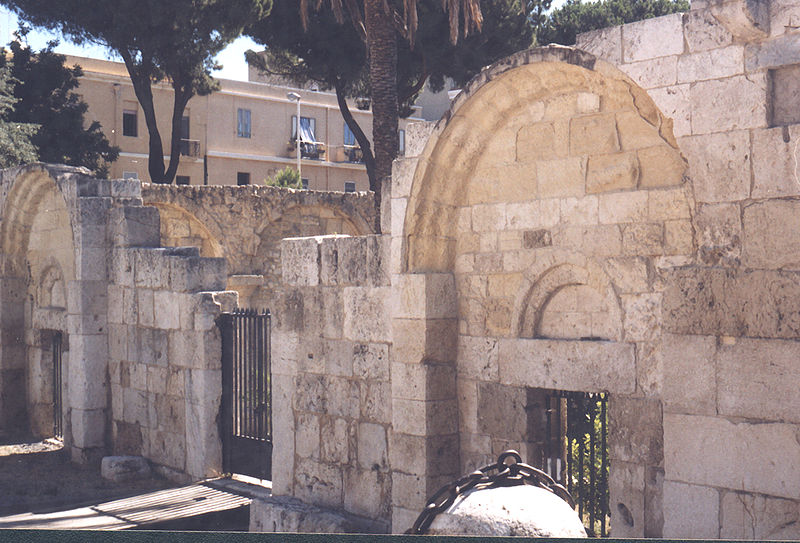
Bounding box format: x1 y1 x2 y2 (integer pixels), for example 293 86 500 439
407 450 576 535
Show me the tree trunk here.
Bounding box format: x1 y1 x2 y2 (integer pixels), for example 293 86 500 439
364 0 398 225
120 50 166 184
334 77 377 191
164 83 193 184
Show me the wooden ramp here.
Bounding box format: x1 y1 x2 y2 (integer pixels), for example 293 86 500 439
0 481 254 530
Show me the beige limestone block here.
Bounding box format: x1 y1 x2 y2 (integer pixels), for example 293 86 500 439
406 121 436 158
599 190 648 224
485 297 514 336
637 146 685 188
684 8 734 51
457 335 499 381
294 458 343 509
690 74 768 134
663 219 692 255
677 46 744 84
603 257 649 293
392 157 419 199
498 230 523 251
680 131 751 202
487 273 523 299
360 379 391 423
391 398 426 436
717 338 800 424
570 114 619 156
471 204 506 232
352 342 389 381
617 111 668 151
320 417 350 464
620 56 678 89
281 237 321 287
516 120 569 160
621 292 662 341
497 338 636 394
742 199 800 269
662 333 717 415
720 490 800 540
344 468 387 519
662 482 720 539
467 163 539 206
614 222 654 257
608 395 663 465
664 414 800 499
506 200 559 230
647 85 691 138
560 196 597 225
622 14 684 62
456 377 479 434
576 25 622 64
392 471 426 510
751 126 800 198
636 341 663 396
609 461 645 538
586 152 639 193
648 187 691 221
695 202 741 266
537 157 585 198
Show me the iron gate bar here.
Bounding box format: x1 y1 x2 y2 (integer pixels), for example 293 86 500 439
52 331 63 440
542 390 609 537
219 309 273 480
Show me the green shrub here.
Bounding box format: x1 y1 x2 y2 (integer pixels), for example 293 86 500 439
265 166 302 189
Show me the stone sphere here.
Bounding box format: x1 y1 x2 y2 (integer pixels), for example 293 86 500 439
426 484 587 537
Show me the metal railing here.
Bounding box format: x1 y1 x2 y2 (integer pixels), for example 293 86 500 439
179 139 201 157
543 390 609 537
52 331 63 440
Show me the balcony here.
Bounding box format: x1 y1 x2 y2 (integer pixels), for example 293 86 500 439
180 139 201 158
287 139 326 161
332 145 363 164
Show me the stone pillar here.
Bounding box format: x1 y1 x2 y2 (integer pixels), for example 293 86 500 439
67 195 112 462
390 272 459 533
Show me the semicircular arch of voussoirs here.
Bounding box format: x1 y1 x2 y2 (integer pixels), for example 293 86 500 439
275 203 372 238
0 167 77 281
401 45 687 275
146 201 225 259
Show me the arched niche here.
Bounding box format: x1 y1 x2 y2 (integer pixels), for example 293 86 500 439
0 166 76 439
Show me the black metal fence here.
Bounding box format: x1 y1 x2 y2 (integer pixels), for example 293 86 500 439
219 309 272 480
52 331 63 440
542 390 609 537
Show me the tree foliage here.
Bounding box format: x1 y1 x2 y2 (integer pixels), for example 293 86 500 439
1 0 272 183
536 0 689 46
0 65 38 168
247 0 530 200
0 37 118 176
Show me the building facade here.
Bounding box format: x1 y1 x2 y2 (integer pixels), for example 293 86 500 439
68 55 420 191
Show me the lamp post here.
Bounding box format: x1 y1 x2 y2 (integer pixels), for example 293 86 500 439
287 92 302 185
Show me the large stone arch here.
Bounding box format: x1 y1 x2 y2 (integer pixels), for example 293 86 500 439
148 201 224 259
0 165 77 439
392 46 693 536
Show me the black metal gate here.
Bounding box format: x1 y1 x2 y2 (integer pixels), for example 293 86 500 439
52 331 63 440
542 390 609 537
219 309 272 480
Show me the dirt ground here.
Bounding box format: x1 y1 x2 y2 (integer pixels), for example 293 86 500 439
0 433 175 517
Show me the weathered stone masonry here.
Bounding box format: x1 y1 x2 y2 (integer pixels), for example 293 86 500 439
259 0 800 537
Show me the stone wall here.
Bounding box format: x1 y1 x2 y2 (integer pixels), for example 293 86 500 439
574 0 800 538
268 234 392 532
107 245 236 481
0 164 238 480
141 184 377 309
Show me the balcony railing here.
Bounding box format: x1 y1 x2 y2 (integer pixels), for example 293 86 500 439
328 145 363 164
287 139 326 160
180 139 201 157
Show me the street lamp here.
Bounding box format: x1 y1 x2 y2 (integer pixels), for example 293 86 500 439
287 92 302 185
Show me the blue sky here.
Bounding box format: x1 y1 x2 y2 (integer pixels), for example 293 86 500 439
0 7 259 81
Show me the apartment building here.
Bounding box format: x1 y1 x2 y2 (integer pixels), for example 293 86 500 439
68 55 421 191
